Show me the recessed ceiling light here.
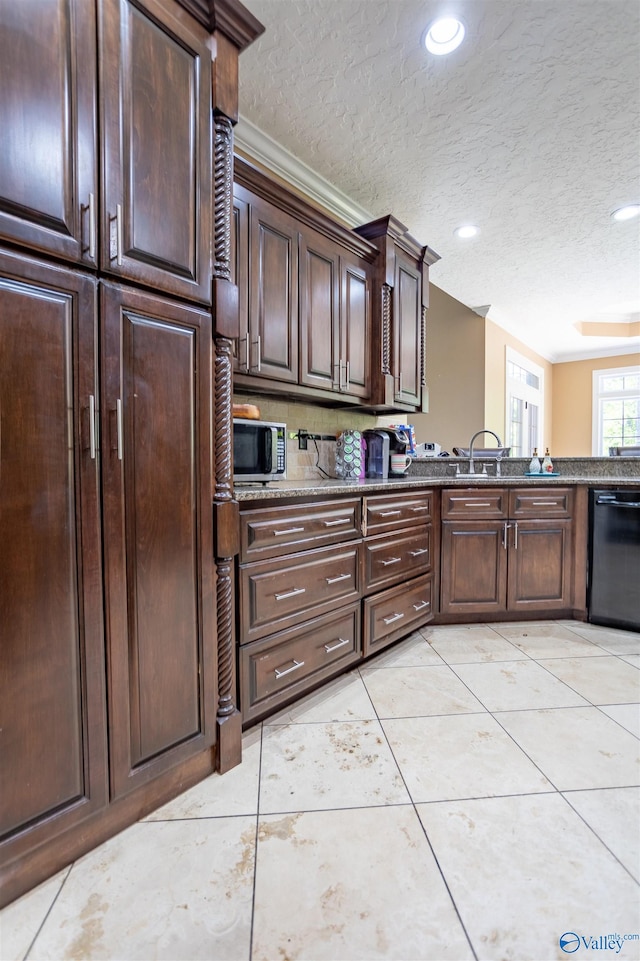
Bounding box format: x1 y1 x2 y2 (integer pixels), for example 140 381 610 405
611 205 640 221
454 225 479 239
423 17 465 56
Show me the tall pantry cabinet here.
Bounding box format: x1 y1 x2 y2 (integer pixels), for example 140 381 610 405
0 0 263 907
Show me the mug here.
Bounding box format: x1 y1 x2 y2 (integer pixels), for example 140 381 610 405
390 453 412 474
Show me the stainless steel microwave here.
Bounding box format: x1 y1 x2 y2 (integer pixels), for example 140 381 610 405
232 419 287 482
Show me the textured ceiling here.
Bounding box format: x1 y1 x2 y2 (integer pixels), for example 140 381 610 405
236 0 640 362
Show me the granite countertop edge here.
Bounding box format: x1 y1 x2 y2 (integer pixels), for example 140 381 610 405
234 472 640 501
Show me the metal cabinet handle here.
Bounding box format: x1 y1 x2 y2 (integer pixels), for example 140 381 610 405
410 506 429 512
513 520 518 550
409 548 429 556
502 521 510 548
324 637 350 653
251 334 261 372
383 612 405 625
465 501 491 507
345 360 350 389
89 394 96 460
274 587 306 601
323 518 350 527
379 510 401 517
274 659 305 679
413 600 429 611
338 359 344 391
238 335 249 372
116 203 123 266
87 192 96 260
273 526 305 536
380 557 401 566
116 398 123 461
325 573 352 584
532 500 558 506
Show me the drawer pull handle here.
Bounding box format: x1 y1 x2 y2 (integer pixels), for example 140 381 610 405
323 518 350 527
274 659 305 679
325 573 352 584
273 526 305 536
465 501 491 507
383 612 405 625
531 500 557 506
274 587 306 601
409 548 429 556
410 506 429 512
324 637 351 653
413 600 430 611
380 557 401 566
379 510 402 517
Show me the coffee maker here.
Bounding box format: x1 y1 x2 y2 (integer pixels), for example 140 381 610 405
363 428 410 478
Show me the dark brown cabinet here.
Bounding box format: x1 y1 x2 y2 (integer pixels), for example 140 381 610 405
440 487 576 617
232 160 376 404
100 283 215 799
355 216 440 412
0 249 107 882
0 0 212 304
0 0 98 266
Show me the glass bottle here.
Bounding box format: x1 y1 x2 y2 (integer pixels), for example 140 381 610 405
528 448 541 474
541 448 553 472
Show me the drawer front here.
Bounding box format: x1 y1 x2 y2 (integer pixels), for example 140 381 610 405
363 573 433 656
509 487 573 518
363 526 431 595
441 488 507 519
239 542 361 642
240 604 361 723
240 498 361 562
364 490 432 534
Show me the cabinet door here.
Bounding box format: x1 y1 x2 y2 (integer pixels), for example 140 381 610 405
0 0 97 265
340 256 370 399
248 195 299 382
0 250 107 859
440 521 508 614
100 282 215 799
507 519 573 611
393 252 422 407
232 193 250 373
99 0 212 303
299 230 340 392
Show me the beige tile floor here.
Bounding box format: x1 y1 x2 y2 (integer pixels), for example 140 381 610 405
2 620 639 961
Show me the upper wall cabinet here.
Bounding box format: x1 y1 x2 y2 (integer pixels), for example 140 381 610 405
0 0 98 265
0 0 212 304
99 0 212 303
355 216 440 412
232 159 376 405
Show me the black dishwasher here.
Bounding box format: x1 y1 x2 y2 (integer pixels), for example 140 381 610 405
589 489 640 631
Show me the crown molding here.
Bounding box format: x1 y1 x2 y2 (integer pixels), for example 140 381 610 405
177 0 264 49
234 117 374 228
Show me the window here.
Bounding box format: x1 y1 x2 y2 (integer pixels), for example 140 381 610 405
592 366 640 454
505 348 544 457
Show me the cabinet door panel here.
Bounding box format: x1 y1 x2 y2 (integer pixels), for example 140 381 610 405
249 201 298 381
0 0 97 264
508 520 573 610
394 256 421 406
101 283 214 798
0 251 106 847
299 234 339 391
100 0 212 302
341 259 370 399
440 521 507 614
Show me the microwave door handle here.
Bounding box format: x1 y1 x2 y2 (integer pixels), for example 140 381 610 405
269 427 279 474
262 427 275 474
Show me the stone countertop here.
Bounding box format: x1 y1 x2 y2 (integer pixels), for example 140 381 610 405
234 468 640 502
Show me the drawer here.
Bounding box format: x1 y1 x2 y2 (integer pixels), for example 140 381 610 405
363 526 431 595
363 573 433 657
441 488 507 519
239 498 361 562
239 542 361 643
364 490 433 534
509 487 573 518
239 604 361 724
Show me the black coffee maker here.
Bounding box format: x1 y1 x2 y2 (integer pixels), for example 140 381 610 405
363 428 410 478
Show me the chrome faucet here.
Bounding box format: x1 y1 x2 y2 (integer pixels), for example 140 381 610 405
468 429 503 475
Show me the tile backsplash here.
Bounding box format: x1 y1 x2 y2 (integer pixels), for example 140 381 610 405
233 394 382 480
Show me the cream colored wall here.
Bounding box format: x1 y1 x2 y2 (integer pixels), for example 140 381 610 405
552 352 640 455
408 285 486 452
484 320 553 452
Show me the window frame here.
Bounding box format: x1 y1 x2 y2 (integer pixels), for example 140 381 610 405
592 364 640 455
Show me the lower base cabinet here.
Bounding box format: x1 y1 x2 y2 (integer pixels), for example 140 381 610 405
363 573 433 656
